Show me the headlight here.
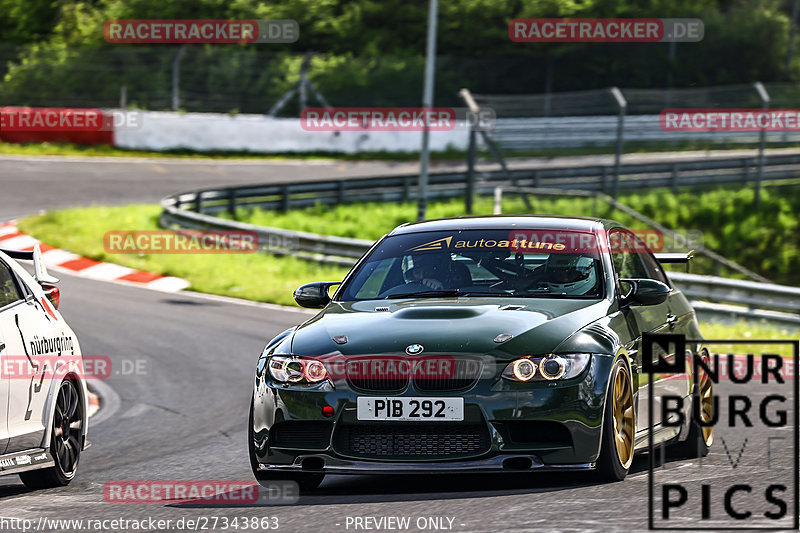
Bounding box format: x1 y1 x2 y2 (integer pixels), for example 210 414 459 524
268 356 329 384
502 354 591 382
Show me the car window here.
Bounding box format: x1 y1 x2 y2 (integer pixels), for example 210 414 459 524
0 261 22 308
640 251 670 285
339 229 604 300
609 229 650 280
608 229 669 285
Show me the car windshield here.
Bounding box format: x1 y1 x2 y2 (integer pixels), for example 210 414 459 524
337 229 604 301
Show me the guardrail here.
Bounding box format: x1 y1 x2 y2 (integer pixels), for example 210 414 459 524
158 206 371 267
668 272 800 325
160 153 800 323
491 186 769 283
161 152 800 220
668 272 800 314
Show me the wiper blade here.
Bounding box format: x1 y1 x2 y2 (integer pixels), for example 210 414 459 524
458 291 513 297
386 289 513 299
386 290 462 299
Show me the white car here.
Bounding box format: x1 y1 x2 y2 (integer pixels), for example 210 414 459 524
0 245 88 488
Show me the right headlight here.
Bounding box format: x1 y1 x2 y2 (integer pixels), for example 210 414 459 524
268 355 329 384
502 353 591 382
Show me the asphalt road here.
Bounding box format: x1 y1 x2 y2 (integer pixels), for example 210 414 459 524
0 154 796 533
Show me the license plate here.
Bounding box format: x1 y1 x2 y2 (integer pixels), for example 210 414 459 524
357 397 464 421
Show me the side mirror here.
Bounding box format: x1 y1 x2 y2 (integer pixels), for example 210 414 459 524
41 284 60 309
293 282 340 309
619 278 670 306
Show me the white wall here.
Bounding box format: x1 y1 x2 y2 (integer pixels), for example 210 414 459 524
113 111 470 153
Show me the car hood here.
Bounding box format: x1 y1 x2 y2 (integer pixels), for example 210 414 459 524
290 298 613 358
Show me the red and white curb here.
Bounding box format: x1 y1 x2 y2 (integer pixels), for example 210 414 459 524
88 392 100 418
0 221 189 292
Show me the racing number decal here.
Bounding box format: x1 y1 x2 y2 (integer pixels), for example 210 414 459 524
15 313 44 421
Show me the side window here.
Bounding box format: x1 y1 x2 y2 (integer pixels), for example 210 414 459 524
640 252 670 285
609 230 649 280
0 261 22 308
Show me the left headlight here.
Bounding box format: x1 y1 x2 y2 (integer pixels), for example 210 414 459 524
268 355 329 384
502 353 591 382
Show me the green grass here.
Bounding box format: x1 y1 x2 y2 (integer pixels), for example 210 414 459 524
230 183 800 285
15 204 800 337
699 321 799 340
16 205 349 307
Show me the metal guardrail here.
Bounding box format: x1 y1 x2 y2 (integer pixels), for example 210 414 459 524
158 206 371 267
668 272 800 314
160 153 800 322
162 152 800 219
160 153 800 272
492 186 769 283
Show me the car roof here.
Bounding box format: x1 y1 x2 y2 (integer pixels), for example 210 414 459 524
388 215 617 236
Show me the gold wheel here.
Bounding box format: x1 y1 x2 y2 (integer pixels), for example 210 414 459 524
698 353 714 446
612 364 635 469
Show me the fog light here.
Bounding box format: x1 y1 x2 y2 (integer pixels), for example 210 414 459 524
540 356 567 380
512 359 537 381
322 406 334 417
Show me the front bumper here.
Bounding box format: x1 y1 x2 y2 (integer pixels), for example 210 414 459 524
252 354 615 472
258 454 595 475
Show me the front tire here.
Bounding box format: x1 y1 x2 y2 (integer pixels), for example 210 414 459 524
596 357 635 481
248 399 324 492
20 379 83 489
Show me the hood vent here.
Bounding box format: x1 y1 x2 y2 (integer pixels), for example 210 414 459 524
499 304 526 311
375 306 390 312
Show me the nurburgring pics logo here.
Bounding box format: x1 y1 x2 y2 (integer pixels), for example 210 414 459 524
645 334 798 530
509 18 704 42
661 109 800 132
103 20 298 43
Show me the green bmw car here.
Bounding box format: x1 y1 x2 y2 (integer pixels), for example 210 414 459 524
249 216 714 490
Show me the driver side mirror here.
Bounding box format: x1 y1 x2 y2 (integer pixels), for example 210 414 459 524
293 282 340 309
619 278 670 306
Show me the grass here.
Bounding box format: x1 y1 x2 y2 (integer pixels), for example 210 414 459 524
12 204 800 341
229 183 800 285
699 321 799 340
16 205 350 307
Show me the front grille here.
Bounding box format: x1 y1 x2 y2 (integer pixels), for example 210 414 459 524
347 375 409 392
270 421 332 449
334 424 491 458
345 356 409 392
414 357 483 392
345 356 483 393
